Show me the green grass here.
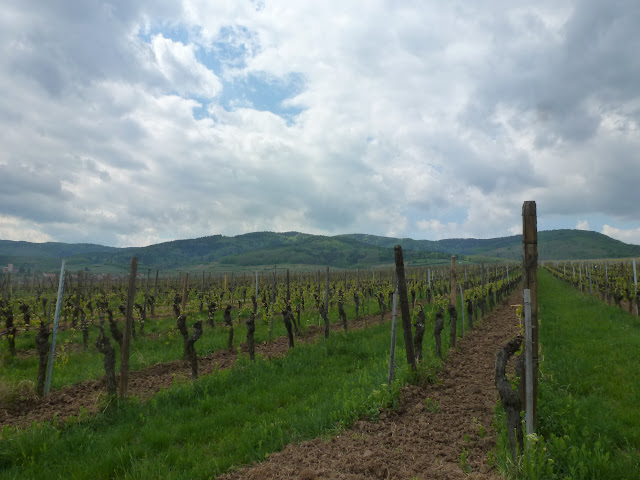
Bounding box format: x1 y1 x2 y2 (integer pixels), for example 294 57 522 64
495 269 640 479
0 320 430 479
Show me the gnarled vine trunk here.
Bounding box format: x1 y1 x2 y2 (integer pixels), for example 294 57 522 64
495 336 524 458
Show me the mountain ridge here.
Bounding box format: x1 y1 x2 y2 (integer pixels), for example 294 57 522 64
1 229 639 273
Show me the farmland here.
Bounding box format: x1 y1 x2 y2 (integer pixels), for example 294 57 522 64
1 234 640 479
1 260 521 478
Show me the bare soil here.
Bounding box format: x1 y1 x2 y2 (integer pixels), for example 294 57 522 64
219 291 521 480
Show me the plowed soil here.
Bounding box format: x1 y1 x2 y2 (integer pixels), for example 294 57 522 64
0 312 389 430
219 291 521 480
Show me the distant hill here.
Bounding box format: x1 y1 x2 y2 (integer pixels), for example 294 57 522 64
1 229 638 273
341 230 640 261
0 240 117 258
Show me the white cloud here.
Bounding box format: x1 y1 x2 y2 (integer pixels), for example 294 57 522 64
602 225 640 246
150 34 222 98
576 220 590 230
416 220 462 240
1 1 639 247
0 215 51 243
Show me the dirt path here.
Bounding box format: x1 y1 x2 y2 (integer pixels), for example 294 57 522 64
219 290 521 480
0 312 389 430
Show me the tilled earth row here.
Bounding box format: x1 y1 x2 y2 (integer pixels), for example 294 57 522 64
219 290 522 480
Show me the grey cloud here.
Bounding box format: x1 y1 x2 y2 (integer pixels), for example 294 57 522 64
0 164 71 198
466 1 640 146
3 0 186 97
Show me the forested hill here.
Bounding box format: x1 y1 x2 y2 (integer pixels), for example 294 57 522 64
1 229 639 273
340 229 640 261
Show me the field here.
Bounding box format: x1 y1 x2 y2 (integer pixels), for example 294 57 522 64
2 261 639 479
1 263 519 478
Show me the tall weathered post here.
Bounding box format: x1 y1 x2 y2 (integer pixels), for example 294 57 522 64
394 246 416 371
119 257 138 399
522 201 538 430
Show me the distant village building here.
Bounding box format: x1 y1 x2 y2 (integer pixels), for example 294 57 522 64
2 263 14 274
42 273 57 279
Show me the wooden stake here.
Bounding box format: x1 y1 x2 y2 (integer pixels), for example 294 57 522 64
119 257 138 399
393 246 416 371
522 201 538 430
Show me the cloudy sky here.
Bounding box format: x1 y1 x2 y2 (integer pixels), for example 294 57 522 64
1 1 639 247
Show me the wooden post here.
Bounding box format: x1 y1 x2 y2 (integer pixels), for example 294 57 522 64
522 201 538 430
119 257 138 399
393 246 416 371
44 260 66 395
388 286 398 385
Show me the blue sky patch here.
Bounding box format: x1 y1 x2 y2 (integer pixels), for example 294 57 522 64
219 72 305 120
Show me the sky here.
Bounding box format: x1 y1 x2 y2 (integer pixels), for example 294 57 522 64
1 1 640 247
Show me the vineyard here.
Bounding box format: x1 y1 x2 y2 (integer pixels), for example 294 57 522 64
2 241 639 479
544 259 639 314
0 257 521 478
